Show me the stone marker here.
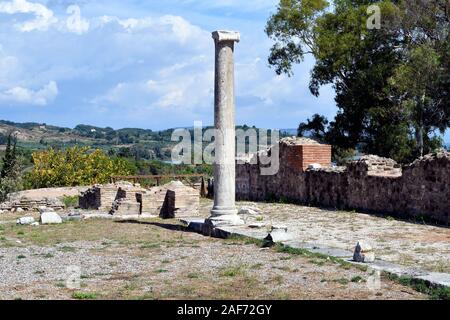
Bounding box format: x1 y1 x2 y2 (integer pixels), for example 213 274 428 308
238 206 261 216
38 206 54 213
16 217 35 225
206 30 244 227
40 211 63 224
353 241 375 263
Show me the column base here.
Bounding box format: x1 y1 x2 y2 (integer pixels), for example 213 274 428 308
206 207 244 227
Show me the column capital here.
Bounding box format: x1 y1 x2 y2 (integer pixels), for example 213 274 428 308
212 30 240 43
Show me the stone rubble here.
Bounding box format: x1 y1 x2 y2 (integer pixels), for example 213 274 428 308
353 241 375 263
40 212 63 224
16 217 35 225
79 180 200 218
236 137 450 224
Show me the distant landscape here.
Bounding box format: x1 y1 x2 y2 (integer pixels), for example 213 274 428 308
0 119 291 180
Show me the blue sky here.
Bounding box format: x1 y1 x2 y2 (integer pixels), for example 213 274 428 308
0 0 448 141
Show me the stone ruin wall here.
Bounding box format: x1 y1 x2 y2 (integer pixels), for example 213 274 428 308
236 138 450 224
79 180 200 218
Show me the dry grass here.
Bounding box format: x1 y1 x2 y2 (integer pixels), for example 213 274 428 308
0 216 428 300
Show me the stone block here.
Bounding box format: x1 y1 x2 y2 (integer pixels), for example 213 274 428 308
353 241 375 263
40 212 63 224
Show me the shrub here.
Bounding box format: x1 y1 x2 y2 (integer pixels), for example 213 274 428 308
63 195 79 208
25 146 135 188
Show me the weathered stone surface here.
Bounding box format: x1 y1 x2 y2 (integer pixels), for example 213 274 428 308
248 223 265 229
40 212 62 224
1 187 85 212
238 206 261 216
38 206 54 214
160 181 199 218
353 241 375 263
236 139 450 224
206 29 243 227
16 217 35 225
79 181 145 212
79 180 200 217
110 199 141 216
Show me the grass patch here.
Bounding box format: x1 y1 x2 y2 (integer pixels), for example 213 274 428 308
17 254 26 259
63 195 79 208
140 242 161 249
187 272 200 279
334 278 350 285
351 276 365 283
155 269 168 273
219 265 246 277
72 292 98 300
251 263 263 270
385 273 450 300
274 244 368 272
59 246 77 252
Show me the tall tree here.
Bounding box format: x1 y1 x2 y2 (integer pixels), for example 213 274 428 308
1 133 18 179
266 0 449 162
297 114 328 140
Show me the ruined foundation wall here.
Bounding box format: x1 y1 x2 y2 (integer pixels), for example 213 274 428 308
236 140 450 224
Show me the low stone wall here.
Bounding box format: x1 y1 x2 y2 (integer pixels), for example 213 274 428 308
79 180 199 217
236 140 450 224
0 186 88 212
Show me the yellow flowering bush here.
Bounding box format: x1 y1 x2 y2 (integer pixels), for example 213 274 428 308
25 146 134 188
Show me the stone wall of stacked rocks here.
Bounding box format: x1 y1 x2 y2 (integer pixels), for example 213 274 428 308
236 138 450 224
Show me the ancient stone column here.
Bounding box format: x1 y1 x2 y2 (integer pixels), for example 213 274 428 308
206 30 243 227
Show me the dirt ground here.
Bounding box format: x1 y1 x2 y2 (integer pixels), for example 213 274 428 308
0 214 426 300
214 200 450 274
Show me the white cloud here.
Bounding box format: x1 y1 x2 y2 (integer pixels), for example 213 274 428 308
96 14 208 46
182 0 277 11
0 81 58 105
66 5 89 34
0 0 57 31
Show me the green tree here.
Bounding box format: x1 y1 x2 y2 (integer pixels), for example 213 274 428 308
0 133 22 201
297 114 328 140
1 133 18 179
266 0 449 163
25 146 135 188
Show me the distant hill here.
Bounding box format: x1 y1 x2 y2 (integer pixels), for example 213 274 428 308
0 120 289 161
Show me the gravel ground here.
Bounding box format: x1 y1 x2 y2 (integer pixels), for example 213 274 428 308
0 216 426 300
200 200 450 273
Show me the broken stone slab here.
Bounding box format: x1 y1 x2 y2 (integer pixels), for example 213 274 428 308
40 212 62 224
308 163 322 170
264 228 294 244
38 206 54 214
238 206 262 216
31 222 39 226
271 225 288 232
61 214 83 222
16 217 35 225
353 241 375 263
14 207 24 213
248 223 266 229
